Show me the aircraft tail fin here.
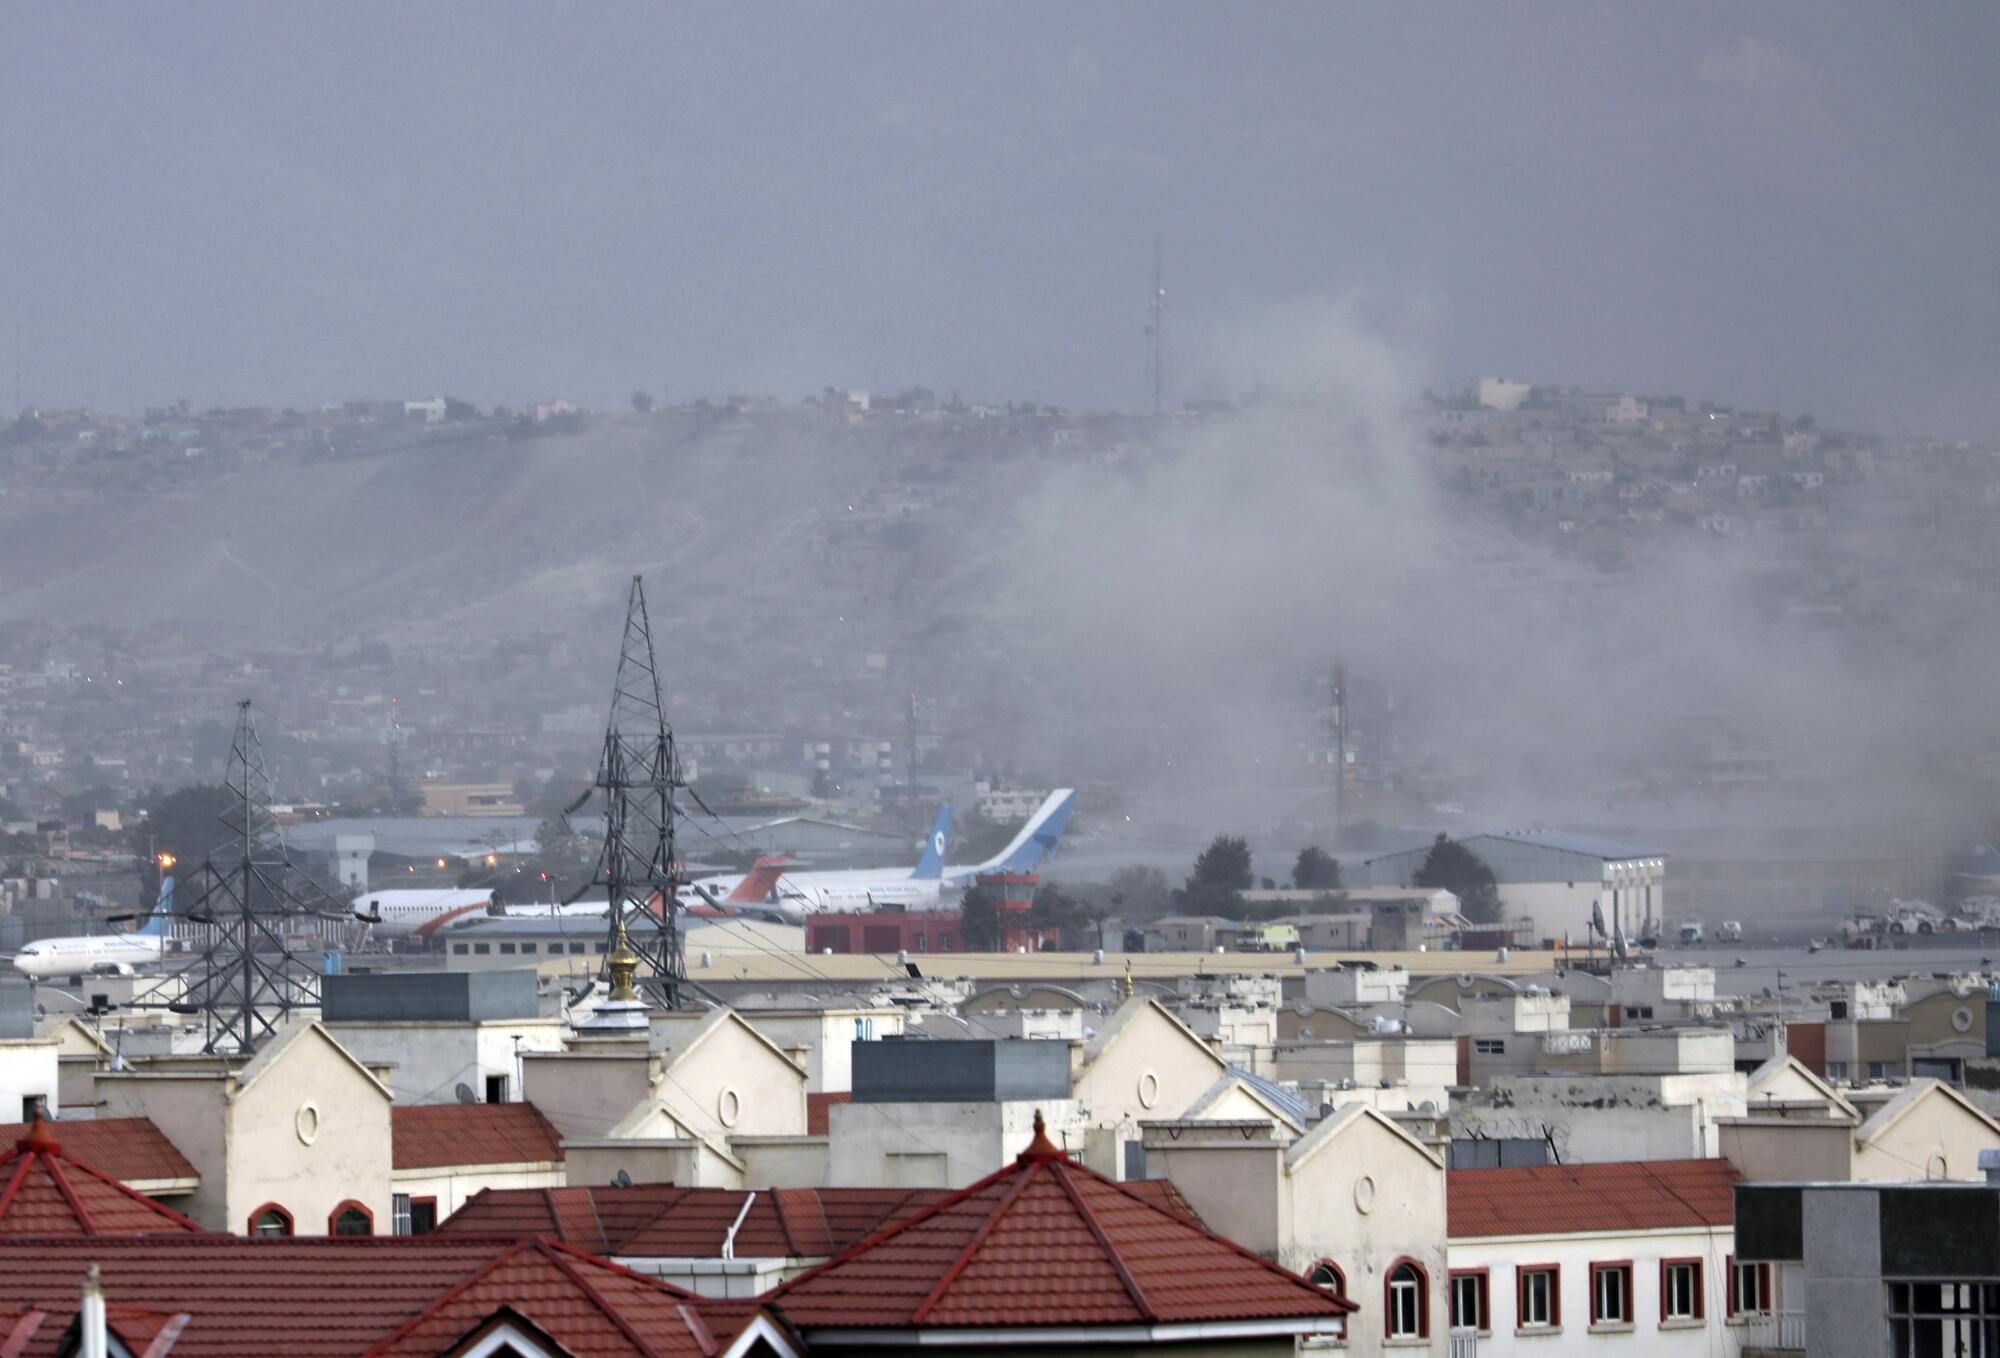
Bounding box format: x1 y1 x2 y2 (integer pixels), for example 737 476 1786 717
911 804 952 879
139 875 174 937
976 790 1076 874
727 856 794 904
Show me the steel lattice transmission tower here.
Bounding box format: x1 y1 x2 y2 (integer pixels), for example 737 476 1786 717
587 576 689 1007
1146 232 1171 419
176 700 349 1055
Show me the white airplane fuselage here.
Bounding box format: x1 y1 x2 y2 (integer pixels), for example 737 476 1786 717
11 933 164 979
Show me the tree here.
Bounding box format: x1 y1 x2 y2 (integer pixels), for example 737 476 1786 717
1177 834 1253 915
1292 845 1342 891
1105 864 1172 918
631 391 656 414
1412 833 1503 923
1029 883 1098 951
958 885 1001 951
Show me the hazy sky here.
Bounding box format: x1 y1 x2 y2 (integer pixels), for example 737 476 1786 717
4 4 1997 434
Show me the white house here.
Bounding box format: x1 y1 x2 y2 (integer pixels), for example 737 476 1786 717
1446 1158 1753 1357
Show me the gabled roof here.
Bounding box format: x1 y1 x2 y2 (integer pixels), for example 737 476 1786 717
235 1020 393 1103
392 1102 566 1171
0 1118 196 1187
1476 831 1662 861
766 1114 1354 1333
0 1236 739 1358
1854 1079 2000 1148
0 1118 204 1237
1448 1158 1740 1239
361 1238 719 1358
1286 1103 1443 1175
1744 1053 1858 1120
1077 997 1225 1076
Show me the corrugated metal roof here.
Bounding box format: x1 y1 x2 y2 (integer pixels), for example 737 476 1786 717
1226 1066 1317 1126
1478 831 1663 861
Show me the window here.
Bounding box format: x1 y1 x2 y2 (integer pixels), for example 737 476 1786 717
484 1074 507 1104
1727 1258 1771 1316
451 942 468 955
1825 1061 1849 1081
1889 1281 2000 1357
913 933 926 951
1867 1060 1898 1082
408 1197 438 1235
1451 1270 1490 1333
498 943 516 955
853 1017 876 1041
20 1094 46 1122
595 941 609 953
1829 999 1849 1019
1309 1261 1346 1300
572 942 589 954
1591 1262 1633 1327
1517 1265 1559 1330
330 1202 373 1236
248 1204 293 1237
1473 1039 1505 1055
1386 1260 1428 1340
393 1194 412 1236
1661 1259 1703 1321
1626 1005 1655 1020
938 932 951 950
473 943 491 956
519 943 537 954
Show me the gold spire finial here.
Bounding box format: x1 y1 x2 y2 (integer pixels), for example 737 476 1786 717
607 914 640 1002
1122 958 1134 1000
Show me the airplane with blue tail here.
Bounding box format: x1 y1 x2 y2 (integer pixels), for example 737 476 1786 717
10 875 176 979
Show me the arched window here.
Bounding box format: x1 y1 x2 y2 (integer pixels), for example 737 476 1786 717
330 1201 374 1236
1309 1261 1347 1299
248 1204 293 1237
1386 1259 1429 1339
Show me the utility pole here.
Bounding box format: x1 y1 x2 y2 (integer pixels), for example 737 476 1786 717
1327 661 1347 845
905 690 919 791
1146 233 1169 419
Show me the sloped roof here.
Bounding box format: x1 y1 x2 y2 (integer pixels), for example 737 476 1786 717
806 1091 850 1136
1448 1158 1739 1239
1854 1079 2000 1148
362 1238 720 1358
1477 831 1662 861
0 1236 733 1358
392 1102 565 1171
0 1118 204 1237
438 1185 949 1259
766 1114 1354 1332
440 1180 1208 1260
0 1118 196 1187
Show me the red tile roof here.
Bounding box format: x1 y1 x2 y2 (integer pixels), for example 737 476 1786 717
0 1118 204 1237
766 1116 1354 1332
438 1185 948 1259
0 1237 736 1358
391 1102 565 1171
805 1091 850 1136
1447 1158 1741 1239
0 1118 195 1187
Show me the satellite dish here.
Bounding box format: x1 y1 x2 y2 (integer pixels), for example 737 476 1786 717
454 1082 477 1105
1589 901 1606 938
612 1169 633 1189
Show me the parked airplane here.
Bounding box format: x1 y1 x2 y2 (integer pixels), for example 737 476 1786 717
11 876 176 980
350 888 498 939
687 790 1076 921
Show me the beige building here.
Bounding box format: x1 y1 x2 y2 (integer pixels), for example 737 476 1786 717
1721 1066 2000 1184
95 1020 394 1235
1144 1104 1449 1358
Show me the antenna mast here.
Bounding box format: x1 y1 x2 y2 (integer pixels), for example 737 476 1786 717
1147 232 1169 419
177 700 347 1054
588 576 688 1006
1327 661 1347 845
